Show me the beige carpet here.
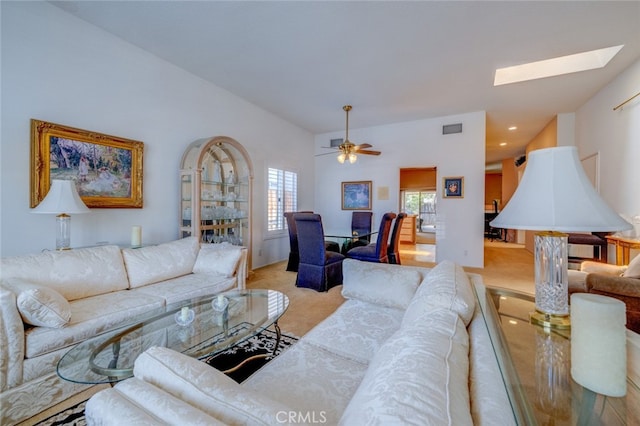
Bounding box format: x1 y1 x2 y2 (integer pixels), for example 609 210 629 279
20 242 534 425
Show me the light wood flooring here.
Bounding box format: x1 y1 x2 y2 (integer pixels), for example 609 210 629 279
19 240 534 425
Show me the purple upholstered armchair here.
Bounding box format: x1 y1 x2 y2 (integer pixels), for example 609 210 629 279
285 212 340 272
346 212 396 263
294 213 345 292
387 213 407 265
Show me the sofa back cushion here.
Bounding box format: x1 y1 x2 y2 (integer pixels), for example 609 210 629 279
0 245 128 301
403 260 476 326
341 259 425 310
340 309 472 425
123 237 200 288
193 243 244 278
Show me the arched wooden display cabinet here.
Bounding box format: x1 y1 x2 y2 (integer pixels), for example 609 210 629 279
180 136 253 269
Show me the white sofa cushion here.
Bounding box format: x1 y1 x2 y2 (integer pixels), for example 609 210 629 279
340 308 472 426
341 259 424 309
24 291 164 358
5 279 71 328
404 260 476 326
244 340 369 426
134 346 292 425
129 272 236 305
123 237 200 288
193 244 244 278
303 299 404 364
0 245 129 301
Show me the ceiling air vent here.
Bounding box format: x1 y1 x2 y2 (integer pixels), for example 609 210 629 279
515 155 527 167
442 123 462 135
330 138 343 147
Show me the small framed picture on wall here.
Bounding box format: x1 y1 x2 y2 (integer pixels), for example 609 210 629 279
341 181 372 210
443 176 464 198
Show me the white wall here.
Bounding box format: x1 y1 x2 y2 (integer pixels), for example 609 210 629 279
314 111 486 268
0 2 313 266
575 59 640 224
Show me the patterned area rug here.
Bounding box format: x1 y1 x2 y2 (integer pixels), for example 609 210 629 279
34 329 298 426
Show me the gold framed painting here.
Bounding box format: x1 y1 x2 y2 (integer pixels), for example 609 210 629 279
341 180 372 210
30 119 144 208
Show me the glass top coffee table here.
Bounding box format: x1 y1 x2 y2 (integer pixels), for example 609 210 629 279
478 286 640 425
57 289 289 384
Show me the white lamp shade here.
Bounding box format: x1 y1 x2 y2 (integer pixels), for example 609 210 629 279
32 180 90 214
490 147 632 232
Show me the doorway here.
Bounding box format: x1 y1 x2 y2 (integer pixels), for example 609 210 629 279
400 167 437 261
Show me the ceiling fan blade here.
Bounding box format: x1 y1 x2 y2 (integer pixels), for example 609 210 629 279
358 150 381 156
315 151 338 157
354 143 372 150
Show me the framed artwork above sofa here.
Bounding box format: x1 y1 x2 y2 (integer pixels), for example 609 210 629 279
30 119 144 208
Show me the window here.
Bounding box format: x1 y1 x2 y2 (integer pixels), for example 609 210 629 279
401 190 436 232
267 168 297 232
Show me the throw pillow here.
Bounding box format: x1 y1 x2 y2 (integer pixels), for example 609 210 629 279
5 279 71 328
341 259 424 310
623 254 640 278
193 244 243 277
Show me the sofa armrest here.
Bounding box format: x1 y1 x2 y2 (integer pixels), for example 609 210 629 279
0 286 25 390
586 274 640 298
580 261 627 276
133 347 291 425
587 274 640 333
236 248 248 290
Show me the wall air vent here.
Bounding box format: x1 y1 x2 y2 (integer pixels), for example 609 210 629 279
330 138 343 147
442 123 463 135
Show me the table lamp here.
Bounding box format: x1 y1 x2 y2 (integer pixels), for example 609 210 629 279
32 179 90 250
490 146 631 328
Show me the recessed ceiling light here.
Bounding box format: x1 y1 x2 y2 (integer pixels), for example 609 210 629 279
508 126 517 131
500 142 507 146
494 45 624 86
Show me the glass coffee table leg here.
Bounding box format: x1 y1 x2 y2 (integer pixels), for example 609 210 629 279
222 321 282 374
272 321 282 356
107 341 120 384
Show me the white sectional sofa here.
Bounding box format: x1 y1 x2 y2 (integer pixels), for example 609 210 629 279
85 259 517 425
0 237 247 426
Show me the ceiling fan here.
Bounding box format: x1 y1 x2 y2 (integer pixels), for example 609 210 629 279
320 105 381 164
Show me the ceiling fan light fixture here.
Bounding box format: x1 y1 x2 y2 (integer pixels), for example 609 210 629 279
348 153 357 164
337 152 346 164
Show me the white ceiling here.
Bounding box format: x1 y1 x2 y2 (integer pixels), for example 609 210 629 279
50 1 640 164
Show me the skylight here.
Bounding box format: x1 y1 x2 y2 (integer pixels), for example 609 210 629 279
494 45 624 86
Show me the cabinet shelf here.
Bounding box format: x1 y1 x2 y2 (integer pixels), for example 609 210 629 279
180 137 253 269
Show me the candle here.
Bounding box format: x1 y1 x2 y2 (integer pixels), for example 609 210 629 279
217 294 225 306
570 293 627 396
131 226 142 247
180 306 189 322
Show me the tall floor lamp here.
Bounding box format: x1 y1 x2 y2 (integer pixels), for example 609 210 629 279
32 180 90 250
490 147 631 328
